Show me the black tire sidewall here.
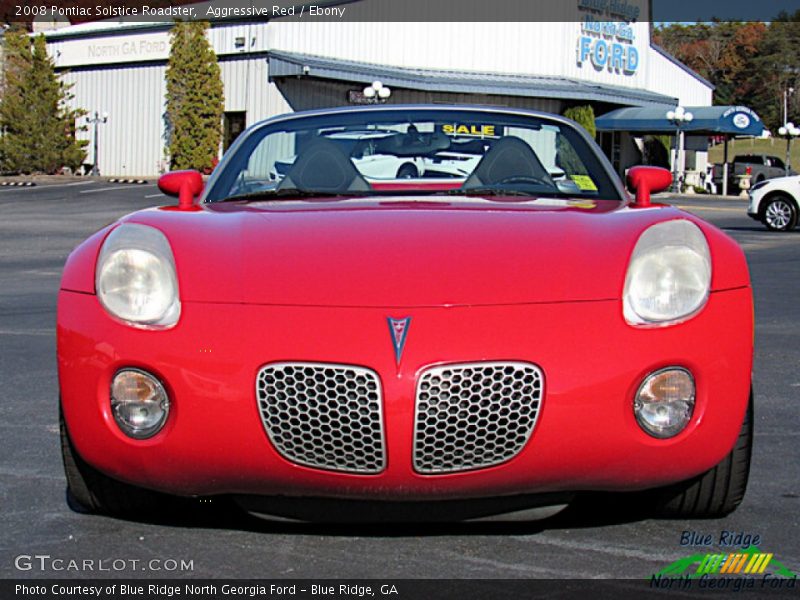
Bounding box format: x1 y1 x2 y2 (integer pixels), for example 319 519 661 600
396 163 418 179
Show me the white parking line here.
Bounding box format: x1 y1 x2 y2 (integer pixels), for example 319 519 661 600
0 180 100 193
145 193 166 198
0 329 53 336
79 186 131 194
20 269 61 277
676 205 743 213
48 180 98 188
0 186 39 193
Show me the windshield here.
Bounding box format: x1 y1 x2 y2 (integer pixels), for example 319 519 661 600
204 108 623 202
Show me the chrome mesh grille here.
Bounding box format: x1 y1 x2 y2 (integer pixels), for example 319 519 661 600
414 362 543 474
256 363 385 474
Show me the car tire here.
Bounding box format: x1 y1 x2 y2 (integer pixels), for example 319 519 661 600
648 393 752 518
763 195 798 232
60 407 171 516
396 163 418 179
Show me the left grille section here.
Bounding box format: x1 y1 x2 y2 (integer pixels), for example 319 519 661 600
256 363 386 474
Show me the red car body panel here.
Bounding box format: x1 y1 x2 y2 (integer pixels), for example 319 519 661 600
370 181 462 192
61 200 749 304
57 197 753 500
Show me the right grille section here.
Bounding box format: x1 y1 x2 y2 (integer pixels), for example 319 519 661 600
414 362 543 474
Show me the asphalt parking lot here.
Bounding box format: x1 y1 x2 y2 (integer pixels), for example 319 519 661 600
0 182 798 582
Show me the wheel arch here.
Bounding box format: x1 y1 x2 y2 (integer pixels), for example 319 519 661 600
396 162 419 178
758 189 799 220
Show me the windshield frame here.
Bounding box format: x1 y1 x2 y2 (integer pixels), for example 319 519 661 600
201 104 627 203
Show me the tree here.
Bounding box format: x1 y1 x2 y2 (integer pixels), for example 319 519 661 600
0 30 86 174
751 14 800 129
651 20 800 130
653 22 767 109
558 105 596 174
1 25 31 102
562 105 596 138
1 27 36 172
165 21 224 172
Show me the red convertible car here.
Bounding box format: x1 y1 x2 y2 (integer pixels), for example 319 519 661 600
58 106 753 521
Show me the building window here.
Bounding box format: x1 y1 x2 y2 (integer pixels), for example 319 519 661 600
223 112 247 152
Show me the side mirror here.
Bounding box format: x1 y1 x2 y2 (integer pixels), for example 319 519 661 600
626 166 673 207
158 170 204 209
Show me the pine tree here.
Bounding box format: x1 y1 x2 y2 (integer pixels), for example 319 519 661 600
562 105 596 138
0 30 86 174
165 21 224 172
558 105 597 175
0 26 33 173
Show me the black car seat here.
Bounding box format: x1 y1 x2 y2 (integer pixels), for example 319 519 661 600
463 136 551 188
277 137 371 194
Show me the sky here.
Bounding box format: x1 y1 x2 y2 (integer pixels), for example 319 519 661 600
652 0 798 22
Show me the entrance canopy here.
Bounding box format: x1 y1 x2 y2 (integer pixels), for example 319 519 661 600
596 105 765 137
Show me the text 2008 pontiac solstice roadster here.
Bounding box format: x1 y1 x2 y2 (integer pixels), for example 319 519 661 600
57 106 753 520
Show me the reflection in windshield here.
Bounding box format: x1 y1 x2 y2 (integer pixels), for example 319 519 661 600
206 109 620 202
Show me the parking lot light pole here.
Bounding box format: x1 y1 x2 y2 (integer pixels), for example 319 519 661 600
777 122 800 176
783 87 794 127
87 111 108 176
666 106 694 193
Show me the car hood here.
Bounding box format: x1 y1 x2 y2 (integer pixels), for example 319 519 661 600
759 174 800 189
121 197 747 308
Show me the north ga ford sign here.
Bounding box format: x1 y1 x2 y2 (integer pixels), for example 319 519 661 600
87 38 168 60
575 0 642 76
577 20 639 75
51 31 171 68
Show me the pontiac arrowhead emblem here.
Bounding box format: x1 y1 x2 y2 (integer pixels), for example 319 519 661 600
387 317 411 364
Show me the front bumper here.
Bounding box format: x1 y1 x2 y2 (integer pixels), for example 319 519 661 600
57 288 753 500
747 192 761 220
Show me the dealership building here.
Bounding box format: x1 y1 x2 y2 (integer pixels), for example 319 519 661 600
40 2 732 178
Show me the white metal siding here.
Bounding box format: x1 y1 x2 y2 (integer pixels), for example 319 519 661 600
61 57 290 176
209 22 270 56
62 64 167 177
220 57 292 124
647 49 713 106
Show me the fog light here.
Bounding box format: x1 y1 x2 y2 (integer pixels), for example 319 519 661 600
634 368 695 438
111 369 170 439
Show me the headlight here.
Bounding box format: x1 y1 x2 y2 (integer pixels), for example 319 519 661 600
96 223 180 328
623 220 711 325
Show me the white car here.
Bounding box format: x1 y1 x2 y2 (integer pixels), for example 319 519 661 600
272 130 485 182
747 174 800 231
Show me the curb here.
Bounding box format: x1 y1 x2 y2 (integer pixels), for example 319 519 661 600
0 181 36 187
108 178 148 184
